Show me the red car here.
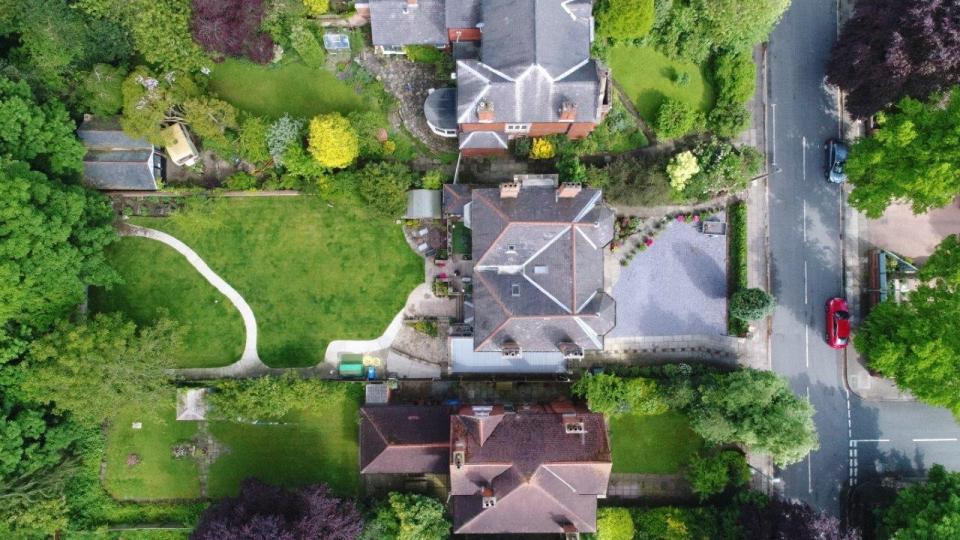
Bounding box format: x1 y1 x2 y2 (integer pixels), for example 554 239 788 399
825 298 851 349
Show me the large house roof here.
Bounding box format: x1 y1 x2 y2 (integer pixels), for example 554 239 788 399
78 117 158 191
450 406 611 534
359 405 451 474
469 184 615 352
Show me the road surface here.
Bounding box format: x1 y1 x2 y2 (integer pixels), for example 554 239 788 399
766 0 960 517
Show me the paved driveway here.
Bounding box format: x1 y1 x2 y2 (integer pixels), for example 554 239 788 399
610 217 727 337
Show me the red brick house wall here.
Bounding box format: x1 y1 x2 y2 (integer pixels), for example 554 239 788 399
448 28 482 42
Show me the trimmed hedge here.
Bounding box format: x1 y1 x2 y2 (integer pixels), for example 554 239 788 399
727 201 749 335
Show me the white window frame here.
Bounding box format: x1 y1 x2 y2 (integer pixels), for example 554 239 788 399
504 123 531 134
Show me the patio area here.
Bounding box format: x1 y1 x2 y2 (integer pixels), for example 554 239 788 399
610 215 728 337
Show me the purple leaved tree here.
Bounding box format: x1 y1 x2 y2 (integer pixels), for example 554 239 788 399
191 0 275 64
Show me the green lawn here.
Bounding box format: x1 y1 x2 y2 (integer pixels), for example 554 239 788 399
132 196 423 368
609 412 704 474
452 221 471 255
103 403 201 501
90 237 245 368
207 388 362 497
210 58 365 119
608 45 715 122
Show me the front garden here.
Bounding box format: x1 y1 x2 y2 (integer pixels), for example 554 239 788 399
608 44 715 122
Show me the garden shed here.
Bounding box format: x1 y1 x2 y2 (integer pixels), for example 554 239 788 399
404 189 442 219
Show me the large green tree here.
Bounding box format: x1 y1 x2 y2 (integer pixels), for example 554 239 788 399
0 160 117 362
848 90 960 218
596 0 655 41
573 373 668 417
0 76 85 176
362 493 451 540
21 314 179 426
856 235 960 415
881 465 960 539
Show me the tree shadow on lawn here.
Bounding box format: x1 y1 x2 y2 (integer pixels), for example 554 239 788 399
634 89 668 123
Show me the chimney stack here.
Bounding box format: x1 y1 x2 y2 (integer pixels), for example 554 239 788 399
477 100 495 123
559 101 577 122
482 487 497 508
557 182 582 199
406 0 418 8
499 181 520 199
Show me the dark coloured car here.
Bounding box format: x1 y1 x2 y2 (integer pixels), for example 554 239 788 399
824 139 849 183
825 297 851 349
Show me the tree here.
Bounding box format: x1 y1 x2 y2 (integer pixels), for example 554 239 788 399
127 0 207 72
364 493 450 540
120 66 203 144
353 161 415 217
880 465 960 539
654 98 703 140
208 374 350 421
557 153 587 183
729 288 776 321
684 450 750 500
0 75 85 176
349 110 390 159
708 49 756 137
6 0 90 93
290 23 326 68
0 160 117 362
688 369 819 466
75 64 128 117
308 113 359 169
267 115 304 166
596 0 654 41
420 170 444 190
181 96 238 149
573 373 667 417
666 150 700 192
846 90 960 218
303 0 329 15
597 507 635 540
856 235 960 416
739 494 860 540
193 478 362 540
828 0 960 119
529 137 555 159
22 314 179 426
682 140 761 201
192 0 274 64
235 116 272 165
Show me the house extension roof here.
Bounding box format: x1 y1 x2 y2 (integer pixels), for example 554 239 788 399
469 183 615 353
78 117 158 191
360 405 451 474
450 406 612 534
369 0 447 47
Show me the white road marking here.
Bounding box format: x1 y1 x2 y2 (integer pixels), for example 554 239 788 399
804 324 809 368
913 438 958 443
771 103 777 166
801 136 807 180
851 439 890 443
807 454 813 494
804 261 809 304
802 200 807 243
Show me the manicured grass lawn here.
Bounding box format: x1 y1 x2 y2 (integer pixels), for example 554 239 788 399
133 196 423 368
609 412 704 474
210 58 365 119
90 237 245 369
452 221 471 255
207 388 362 497
103 403 201 500
608 45 715 122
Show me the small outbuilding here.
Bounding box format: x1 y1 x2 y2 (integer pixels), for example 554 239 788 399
404 189 442 220
161 123 200 167
176 388 208 421
78 116 162 191
323 33 351 52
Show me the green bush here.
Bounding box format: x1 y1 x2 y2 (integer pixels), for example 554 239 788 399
420 170 445 189
727 201 748 335
682 141 762 201
597 0 655 40
572 373 668 417
597 507 635 540
709 49 756 137
403 45 445 64
589 155 677 206
410 320 439 337
557 154 587 182
730 288 775 321
654 98 704 139
685 450 751 500
352 161 415 217
512 137 532 158
290 24 326 68
224 171 259 191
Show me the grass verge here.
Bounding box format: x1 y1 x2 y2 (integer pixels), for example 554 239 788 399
609 412 704 474
727 201 749 336
90 237 245 368
608 44 715 122
132 195 423 368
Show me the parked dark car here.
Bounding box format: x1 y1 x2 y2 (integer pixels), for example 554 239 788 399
824 139 849 183
825 297 851 349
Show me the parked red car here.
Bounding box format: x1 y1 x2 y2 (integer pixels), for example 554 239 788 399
825 298 851 349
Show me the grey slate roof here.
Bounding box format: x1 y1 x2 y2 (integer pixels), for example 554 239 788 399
360 405 451 474
442 183 472 216
445 0 481 28
369 0 447 47
469 184 615 352
78 118 158 191
449 409 611 534
424 88 458 131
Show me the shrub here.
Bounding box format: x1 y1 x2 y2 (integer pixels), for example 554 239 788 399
362 493 450 540
685 450 751 500
420 170 445 189
654 98 704 139
209 373 351 421
597 507 635 540
682 141 761 200
528 137 556 159
192 0 275 63
666 151 700 192
708 49 756 137
410 320 439 337
404 45 445 64
729 288 776 321
290 24 326 68
708 101 751 138
224 171 259 190
308 113 359 169
572 373 667 417
235 116 271 165
557 154 587 182
594 156 676 206
353 161 415 216
727 201 748 335
267 115 304 166
596 0 655 40
303 0 329 15
76 64 126 117
512 137 532 158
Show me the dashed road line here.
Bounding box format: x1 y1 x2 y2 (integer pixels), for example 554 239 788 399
913 438 958 443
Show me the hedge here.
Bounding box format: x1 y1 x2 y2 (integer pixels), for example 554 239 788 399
727 201 749 335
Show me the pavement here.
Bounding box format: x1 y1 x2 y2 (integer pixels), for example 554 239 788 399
864 199 960 264
766 0 960 517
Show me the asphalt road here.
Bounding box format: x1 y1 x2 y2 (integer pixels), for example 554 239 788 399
767 0 960 517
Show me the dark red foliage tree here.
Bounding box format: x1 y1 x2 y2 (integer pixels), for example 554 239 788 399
191 0 275 64
739 495 860 540
192 479 363 540
827 0 960 118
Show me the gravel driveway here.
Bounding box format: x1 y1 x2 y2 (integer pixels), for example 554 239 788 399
610 216 728 337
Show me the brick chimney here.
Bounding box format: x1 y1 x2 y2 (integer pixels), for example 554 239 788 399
406 0 418 8
477 100 495 123
481 487 497 508
499 181 520 199
559 101 577 122
557 182 582 198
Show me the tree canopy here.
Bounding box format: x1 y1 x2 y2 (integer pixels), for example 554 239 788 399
846 90 960 218
191 0 275 64
828 0 960 119
308 113 359 169
362 493 451 540
194 478 363 540
684 450 750 500
596 0 655 41
856 235 960 416
572 373 669 417
880 465 960 539
729 288 776 321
